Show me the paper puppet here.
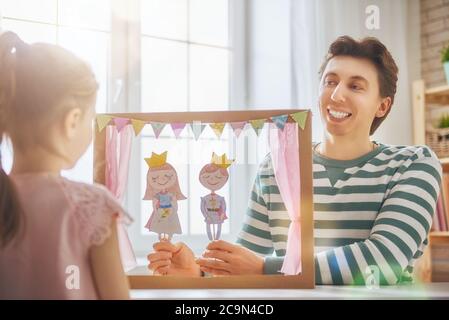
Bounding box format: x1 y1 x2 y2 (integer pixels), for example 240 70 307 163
199 153 233 240
143 151 187 241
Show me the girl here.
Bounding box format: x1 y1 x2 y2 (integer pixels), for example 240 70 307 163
199 153 231 240
143 152 186 241
0 31 131 299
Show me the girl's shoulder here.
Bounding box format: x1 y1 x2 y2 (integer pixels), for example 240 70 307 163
58 178 133 246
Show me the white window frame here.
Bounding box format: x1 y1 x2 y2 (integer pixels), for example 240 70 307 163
118 0 248 257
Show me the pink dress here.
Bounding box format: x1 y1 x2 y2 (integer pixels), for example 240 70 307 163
0 173 132 299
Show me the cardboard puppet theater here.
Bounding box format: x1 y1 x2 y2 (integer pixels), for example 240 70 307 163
93 109 314 289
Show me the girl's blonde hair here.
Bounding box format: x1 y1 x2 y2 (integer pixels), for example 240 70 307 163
143 163 187 200
0 31 99 248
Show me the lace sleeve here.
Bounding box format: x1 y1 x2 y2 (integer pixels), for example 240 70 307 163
59 179 133 247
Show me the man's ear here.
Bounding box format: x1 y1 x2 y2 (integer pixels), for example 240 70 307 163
64 108 82 139
375 97 392 118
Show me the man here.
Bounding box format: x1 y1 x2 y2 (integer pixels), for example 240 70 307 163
147 36 442 285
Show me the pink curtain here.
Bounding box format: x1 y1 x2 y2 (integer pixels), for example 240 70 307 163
105 125 137 272
268 122 302 275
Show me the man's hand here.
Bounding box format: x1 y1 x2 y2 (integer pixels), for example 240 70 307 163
147 241 201 277
196 240 264 276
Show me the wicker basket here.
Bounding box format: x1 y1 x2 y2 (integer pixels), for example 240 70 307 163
426 126 449 158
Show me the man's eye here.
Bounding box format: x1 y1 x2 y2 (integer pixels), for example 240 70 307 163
351 84 363 91
165 174 173 178
215 175 223 180
325 80 337 86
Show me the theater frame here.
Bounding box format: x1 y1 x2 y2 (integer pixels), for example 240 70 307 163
94 109 314 289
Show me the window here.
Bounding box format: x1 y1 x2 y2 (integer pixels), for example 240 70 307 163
125 0 245 256
0 0 111 182
0 0 245 257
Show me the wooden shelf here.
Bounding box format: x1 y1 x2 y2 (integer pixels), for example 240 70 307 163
430 231 449 237
439 158 449 165
425 84 449 105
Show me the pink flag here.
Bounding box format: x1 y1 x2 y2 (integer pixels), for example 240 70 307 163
113 118 129 133
170 123 186 138
230 121 246 138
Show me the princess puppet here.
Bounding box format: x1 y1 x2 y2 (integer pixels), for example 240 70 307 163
143 151 187 241
199 153 233 240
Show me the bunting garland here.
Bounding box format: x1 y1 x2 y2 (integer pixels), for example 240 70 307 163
150 122 166 139
290 111 308 130
190 122 207 141
170 123 186 139
131 119 146 136
210 123 226 139
113 118 129 133
96 115 112 132
249 119 265 136
95 111 309 139
230 121 247 138
271 114 289 131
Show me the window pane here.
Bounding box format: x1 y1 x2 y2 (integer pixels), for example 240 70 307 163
58 28 110 183
189 0 228 47
141 0 187 41
0 138 13 174
1 19 57 44
58 27 109 113
0 0 57 24
189 45 229 110
141 37 187 111
58 0 111 32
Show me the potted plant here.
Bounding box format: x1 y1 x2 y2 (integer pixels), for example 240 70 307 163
442 43 449 85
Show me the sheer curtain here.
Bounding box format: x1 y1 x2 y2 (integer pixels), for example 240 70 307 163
290 0 420 145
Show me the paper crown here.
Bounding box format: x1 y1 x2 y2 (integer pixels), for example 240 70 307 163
145 151 168 168
211 152 234 169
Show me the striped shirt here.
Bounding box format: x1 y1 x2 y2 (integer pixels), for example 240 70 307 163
236 143 442 285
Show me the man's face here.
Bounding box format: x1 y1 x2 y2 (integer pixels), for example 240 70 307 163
318 56 390 139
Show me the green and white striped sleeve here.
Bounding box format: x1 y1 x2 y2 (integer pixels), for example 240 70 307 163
315 147 442 285
236 164 275 257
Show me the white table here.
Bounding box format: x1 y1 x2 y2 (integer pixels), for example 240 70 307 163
130 282 449 300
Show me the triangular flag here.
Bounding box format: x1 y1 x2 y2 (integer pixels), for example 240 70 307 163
150 122 166 139
291 111 308 130
249 119 266 136
210 123 226 139
190 122 206 141
170 123 186 139
96 115 112 132
131 119 146 136
113 117 129 133
271 114 289 130
230 121 246 138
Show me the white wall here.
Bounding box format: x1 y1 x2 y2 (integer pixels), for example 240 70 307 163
245 0 422 146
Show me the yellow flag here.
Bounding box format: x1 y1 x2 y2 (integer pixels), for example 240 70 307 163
96 115 112 132
290 111 308 130
131 119 146 136
249 119 266 136
210 123 226 139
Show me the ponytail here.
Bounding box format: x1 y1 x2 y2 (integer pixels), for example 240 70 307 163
0 31 25 248
0 141 24 249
